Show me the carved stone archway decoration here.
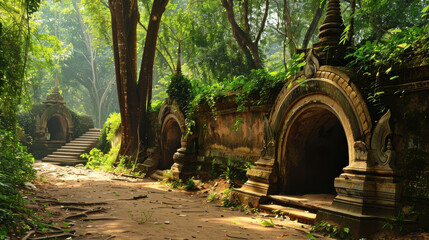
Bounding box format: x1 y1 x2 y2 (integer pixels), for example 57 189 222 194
234 66 401 238
143 98 197 179
33 73 74 157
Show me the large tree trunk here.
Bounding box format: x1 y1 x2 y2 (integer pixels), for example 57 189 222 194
137 0 169 148
109 0 168 158
109 0 139 157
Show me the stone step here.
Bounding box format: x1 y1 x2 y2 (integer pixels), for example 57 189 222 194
45 154 81 159
268 194 335 213
150 170 165 181
70 140 97 144
56 148 86 153
87 128 101 133
78 134 100 138
42 128 101 166
51 151 82 156
66 142 94 147
259 204 316 225
60 145 88 150
77 137 100 141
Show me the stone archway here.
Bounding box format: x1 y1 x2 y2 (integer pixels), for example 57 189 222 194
37 103 74 143
160 116 182 170
270 66 372 176
47 114 68 141
280 103 348 195
233 66 374 208
153 99 197 179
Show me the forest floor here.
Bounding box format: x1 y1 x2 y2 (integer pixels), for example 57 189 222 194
24 162 312 240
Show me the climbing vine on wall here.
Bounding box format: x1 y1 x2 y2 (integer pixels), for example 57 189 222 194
167 53 305 136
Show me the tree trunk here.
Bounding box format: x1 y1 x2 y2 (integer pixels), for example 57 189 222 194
221 0 268 69
302 0 326 49
109 0 169 158
137 0 169 148
109 0 139 157
283 0 296 58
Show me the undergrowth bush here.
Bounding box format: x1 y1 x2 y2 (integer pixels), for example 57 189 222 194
95 112 121 153
0 129 36 237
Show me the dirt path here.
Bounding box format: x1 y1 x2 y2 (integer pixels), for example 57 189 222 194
29 162 310 240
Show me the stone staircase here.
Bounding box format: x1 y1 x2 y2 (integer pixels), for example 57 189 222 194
259 194 335 225
42 128 101 166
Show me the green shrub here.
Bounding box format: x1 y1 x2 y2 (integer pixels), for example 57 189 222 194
82 147 118 172
0 129 36 235
167 73 192 113
71 112 94 138
96 112 121 153
184 177 196 191
161 170 183 189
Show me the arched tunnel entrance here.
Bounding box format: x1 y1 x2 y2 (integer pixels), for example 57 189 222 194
47 114 68 141
160 118 182 170
281 107 348 195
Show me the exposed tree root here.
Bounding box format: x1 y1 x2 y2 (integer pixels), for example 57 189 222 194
29 233 77 240
36 199 107 206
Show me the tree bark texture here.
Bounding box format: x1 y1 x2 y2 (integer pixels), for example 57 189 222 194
137 0 169 147
302 0 327 49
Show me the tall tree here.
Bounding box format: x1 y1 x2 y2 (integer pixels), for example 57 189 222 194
72 0 115 127
109 0 169 157
221 0 269 69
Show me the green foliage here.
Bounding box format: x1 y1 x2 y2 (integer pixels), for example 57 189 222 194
167 73 193 112
207 192 218 202
71 112 94 139
17 111 36 142
168 53 305 137
346 23 428 112
160 171 197 191
82 147 118 171
307 221 354 240
184 177 196 191
0 129 36 236
260 219 275 227
161 170 183 189
220 188 241 208
383 210 409 232
347 25 429 73
96 112 121 153
212 159 254 188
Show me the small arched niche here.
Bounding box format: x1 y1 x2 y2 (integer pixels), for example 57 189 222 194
47 114 68 141
160 117 182 170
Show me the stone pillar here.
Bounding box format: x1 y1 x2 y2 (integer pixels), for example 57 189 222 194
171 143 197 180
317 111 402 238
232 116 278 207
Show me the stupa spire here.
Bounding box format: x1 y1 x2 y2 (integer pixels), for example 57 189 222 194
314 0 345 47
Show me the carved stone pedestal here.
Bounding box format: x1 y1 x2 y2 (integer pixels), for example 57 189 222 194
171 147 197 180
233 157 278 208
317 168 401 238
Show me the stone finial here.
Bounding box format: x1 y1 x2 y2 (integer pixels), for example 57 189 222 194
314 0 345 47
44 70 65 104
175 42 181 75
